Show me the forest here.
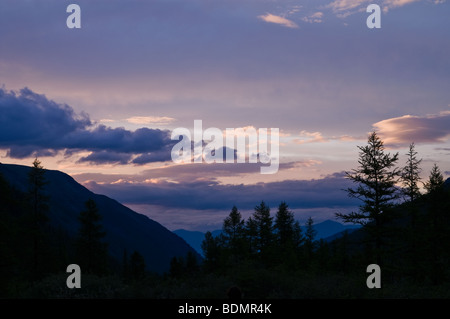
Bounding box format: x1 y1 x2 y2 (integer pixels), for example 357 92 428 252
0 132 449 298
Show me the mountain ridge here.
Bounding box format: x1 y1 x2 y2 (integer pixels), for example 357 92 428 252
0 163 199 274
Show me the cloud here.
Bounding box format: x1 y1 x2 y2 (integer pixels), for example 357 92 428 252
382 0 420 12
372 111 450 146
293 131 360 145
258 13 299 28
325 0 432 17
302 12 324 23
74 160 316 186
0 87 174 164
84 171 357 212
78 151 132 165
294 131 328 144
126 116 175 125
325 0 370 17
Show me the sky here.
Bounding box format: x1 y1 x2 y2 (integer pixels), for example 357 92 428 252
1 0 449 231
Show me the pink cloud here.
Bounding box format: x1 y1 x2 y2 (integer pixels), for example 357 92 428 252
373 111 450 146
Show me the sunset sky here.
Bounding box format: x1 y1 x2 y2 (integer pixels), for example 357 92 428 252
1 0 449 231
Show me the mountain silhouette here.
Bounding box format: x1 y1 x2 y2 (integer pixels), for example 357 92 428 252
0 163 199 274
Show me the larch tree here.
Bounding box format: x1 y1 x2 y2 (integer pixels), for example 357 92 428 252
401 143 422 202
336 132 400 264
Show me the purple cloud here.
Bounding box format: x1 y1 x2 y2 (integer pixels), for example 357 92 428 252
0 87 174 164
373 111 450 147
83 171 357 211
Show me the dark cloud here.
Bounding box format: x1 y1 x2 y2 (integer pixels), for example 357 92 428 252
78 151 132 165
0 87 173 164
84 171 358 212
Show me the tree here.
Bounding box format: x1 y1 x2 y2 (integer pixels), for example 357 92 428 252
27 158 49 279
201 231 220 272
245 216 258 255
222 206 245 252
129 251 146 281
401 143 422 202
274 202 301 247
75 199 108 275
251 201 273 257
169 256 184 279
304 217 317 261
422 163 448 283
336 132 400 264
400 143 422 277
423 163 444 194
273 202 303 268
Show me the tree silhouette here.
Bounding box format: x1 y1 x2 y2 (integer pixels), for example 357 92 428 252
129 250 146 281
251 201 273 259
201 231 220 272
221 205 246 264
304 217 317 262
336 132 400 264
401 143 422 202
274 202 303 250
222 206 245 250
424 163 444 194
27 158 49 279
400 143 422 277
75 199 108 275
422 164 448 283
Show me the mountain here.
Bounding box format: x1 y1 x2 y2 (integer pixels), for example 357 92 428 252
313 219 360 240
0 163 199 274
175 220 360 256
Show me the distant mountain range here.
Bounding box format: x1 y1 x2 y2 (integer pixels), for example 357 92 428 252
0 163 199 274
174 219 360 256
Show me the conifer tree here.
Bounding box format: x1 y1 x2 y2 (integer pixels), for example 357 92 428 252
401 143 422 202
129 250 146 281
251 201 273 256
27 158 49 279
274 202 295 246
336 132 400 264
222 206 245 252
400 143 422 277
201 231 220 272
422 163 448 283
304 217 317 261
424 163 444 194
75 199 108 275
